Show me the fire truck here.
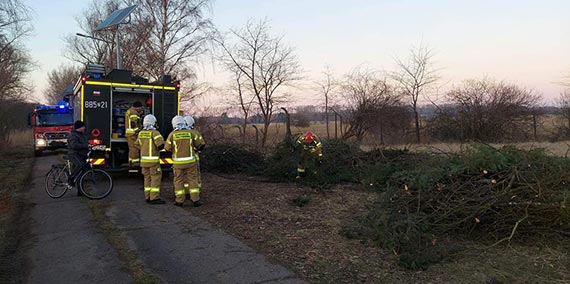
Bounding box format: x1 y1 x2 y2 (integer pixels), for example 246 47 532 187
28 104 74 156
70 64 180 172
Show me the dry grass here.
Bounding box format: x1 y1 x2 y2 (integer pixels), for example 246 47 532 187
179 173 570 284
0 148 34 283
7 129 33 148
364 141 570 157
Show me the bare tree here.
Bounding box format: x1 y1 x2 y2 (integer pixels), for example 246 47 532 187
63 0 123 67
315 66 337 139
216 19 301 148
0 0 33 102
554 91 570 138
0 0 33 146
341 67 407 142
430 79 541 142
137 0 213 82
557 91 570 129
44 64 81 104
65 0 212 82
392 43 439 143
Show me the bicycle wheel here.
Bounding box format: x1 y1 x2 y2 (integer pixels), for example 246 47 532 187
79 169 113 199
44 165 69 198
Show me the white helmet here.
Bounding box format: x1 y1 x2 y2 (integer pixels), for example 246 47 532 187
184 115 195 128
171 115 186 130
143 114 157 128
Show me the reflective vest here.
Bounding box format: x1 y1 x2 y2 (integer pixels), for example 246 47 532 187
125 107 142 135
135 129 164 166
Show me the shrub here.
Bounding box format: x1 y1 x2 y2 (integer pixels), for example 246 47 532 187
200 144 265 174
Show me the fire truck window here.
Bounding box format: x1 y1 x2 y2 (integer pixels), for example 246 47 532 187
36 112 74 126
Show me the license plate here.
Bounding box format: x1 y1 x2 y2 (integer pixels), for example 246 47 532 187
91 145 106 151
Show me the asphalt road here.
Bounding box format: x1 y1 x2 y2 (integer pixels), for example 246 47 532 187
24 153 305 284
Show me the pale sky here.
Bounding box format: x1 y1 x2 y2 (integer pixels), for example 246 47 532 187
23 0 570 106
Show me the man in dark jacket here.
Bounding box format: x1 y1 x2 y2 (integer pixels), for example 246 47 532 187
67 120 89 193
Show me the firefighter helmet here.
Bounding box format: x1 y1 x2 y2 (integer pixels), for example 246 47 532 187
143 114 157 128
304 132 315 143
184 115 195 128
171 115 186 129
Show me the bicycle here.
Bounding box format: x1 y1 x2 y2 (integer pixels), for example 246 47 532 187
44 150 113 199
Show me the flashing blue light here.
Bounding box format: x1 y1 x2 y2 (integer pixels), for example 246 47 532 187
59 104 65 109
93 73 102 79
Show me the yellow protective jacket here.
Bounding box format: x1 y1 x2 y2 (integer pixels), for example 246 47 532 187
295 134 323 158
189 128 205 162
135 129 165 167
125 107 142 136
165 129 205 169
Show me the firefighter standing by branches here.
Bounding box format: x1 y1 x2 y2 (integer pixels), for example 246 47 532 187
125 101 144 167
165 116 205 207
135 114 166 205
294 131 323 181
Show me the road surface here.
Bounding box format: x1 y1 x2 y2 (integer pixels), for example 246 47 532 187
24 153 305 284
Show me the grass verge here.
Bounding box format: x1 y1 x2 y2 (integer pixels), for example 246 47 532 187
0 148 34 284
87 200 159 284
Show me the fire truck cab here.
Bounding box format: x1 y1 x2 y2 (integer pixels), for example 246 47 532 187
70 64 180 171
28 104 74 156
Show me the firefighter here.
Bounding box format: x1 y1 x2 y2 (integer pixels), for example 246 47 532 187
183 115 205 201
294 131 323 181
125 101 144 167
67 120 89 196
165 116 205 207
135 114 166 205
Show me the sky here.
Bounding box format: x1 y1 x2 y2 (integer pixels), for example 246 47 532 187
22 0 570 106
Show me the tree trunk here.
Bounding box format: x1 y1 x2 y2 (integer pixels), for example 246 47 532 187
414 110 420 143
252 125 259 148
242 113 248 145
281 107 292 144
261 121 270 148
334 113 338 139
532 112 537 141
325 99 330 139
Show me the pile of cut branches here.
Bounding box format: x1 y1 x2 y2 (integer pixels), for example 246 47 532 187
343 145 570 269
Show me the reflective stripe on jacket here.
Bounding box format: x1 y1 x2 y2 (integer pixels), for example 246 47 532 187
165 129 205 167
135 129 164 166
125 107 141 135
295 134 323 156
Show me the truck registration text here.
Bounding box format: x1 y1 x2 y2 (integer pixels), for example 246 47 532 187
85 101 108 109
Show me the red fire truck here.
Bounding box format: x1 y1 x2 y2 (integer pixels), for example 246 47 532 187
28 104 74 156
70 64 180 172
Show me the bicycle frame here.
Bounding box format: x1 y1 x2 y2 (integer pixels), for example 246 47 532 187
67 150 94 185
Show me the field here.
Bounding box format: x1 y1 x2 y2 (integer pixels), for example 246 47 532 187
204 119 570 157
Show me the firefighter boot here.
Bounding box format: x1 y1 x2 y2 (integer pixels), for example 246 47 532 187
193 199 203 207
149 198 166 205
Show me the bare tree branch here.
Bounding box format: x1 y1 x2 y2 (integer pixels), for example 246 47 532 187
215 19 301 148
